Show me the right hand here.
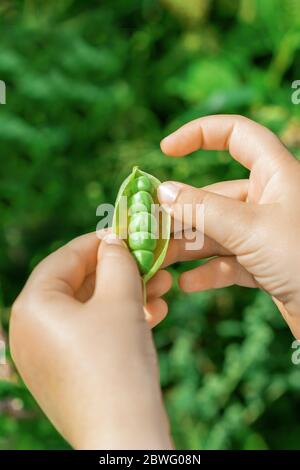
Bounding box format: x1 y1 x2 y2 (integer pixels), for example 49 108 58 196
157 114 300 338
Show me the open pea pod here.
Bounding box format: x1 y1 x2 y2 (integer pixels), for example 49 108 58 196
112 166 171 285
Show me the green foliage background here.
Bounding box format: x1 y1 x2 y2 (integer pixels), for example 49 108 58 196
1 0 300 450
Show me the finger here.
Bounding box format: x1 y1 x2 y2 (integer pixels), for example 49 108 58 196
161 114 293 171
94 233 143 304
179 256 256 293
144 299 168 328
23 232 100 299
75 272 96 302
163 181 247 266
146 270 172 299
162 234 229 267
73 230 114 302
158 182 257 253
169 179 248 236
202 179 249 201
76 263 173 304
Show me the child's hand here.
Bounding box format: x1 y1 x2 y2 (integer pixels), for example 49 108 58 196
10 232 172 449
158 114 300 338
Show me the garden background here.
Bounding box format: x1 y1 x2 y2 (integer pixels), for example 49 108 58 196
1 0 300 450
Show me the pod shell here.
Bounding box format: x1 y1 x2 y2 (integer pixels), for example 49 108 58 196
112 166 171 283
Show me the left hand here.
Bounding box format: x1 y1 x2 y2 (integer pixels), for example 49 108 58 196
9 232 173 449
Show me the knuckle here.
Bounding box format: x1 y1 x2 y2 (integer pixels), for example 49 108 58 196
200 189 212 206
232 113 246 122
10 296 25 363
10 291 38 338
178 187 197 203
11 295 23 319
63 245 83 270
10 293 32 326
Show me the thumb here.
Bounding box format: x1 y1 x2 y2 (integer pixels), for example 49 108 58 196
157 181 257 253
94 233 143 304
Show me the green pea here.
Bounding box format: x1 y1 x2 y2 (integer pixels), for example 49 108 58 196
132 176 154 194
132 250 154 275
129 212 157 234
129 191 153 214
128 202 148 215
128 231 157 251
112 166 171 287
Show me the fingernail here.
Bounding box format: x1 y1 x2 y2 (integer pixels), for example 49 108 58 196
143 305 152 322
103 233 125 246
157 182 181 205
96 227 112 240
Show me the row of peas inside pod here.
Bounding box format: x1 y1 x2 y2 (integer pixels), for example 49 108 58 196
112 167 171 286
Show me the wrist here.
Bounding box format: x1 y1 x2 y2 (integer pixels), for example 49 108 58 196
68 366 173 450
75 400 173 450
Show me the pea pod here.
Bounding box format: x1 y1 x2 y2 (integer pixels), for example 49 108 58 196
112 166 171 284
